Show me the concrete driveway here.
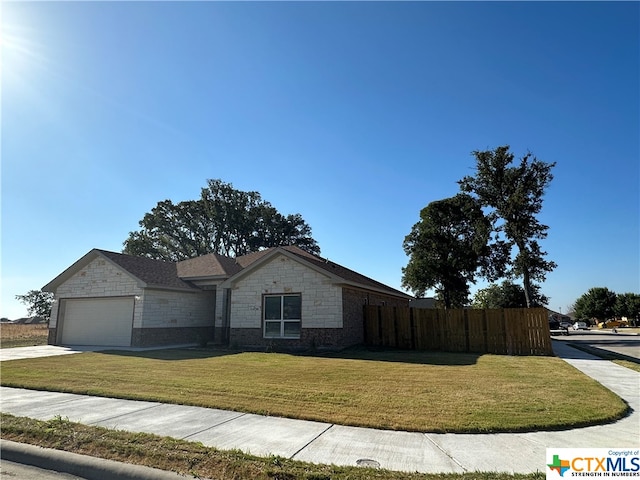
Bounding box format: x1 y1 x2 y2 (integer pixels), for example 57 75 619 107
0 346 96 362
0 344 197 362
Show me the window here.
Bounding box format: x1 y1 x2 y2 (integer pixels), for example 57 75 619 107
264 294 301 339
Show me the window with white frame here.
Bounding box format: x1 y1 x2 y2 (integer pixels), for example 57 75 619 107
263 294 301 339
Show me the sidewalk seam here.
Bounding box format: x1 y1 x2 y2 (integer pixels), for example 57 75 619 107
423 434 468 472
88 403 163 426
181 412 248 440
289 424 334 460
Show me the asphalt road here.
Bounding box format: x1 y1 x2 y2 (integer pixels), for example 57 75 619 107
0 460 87 480
555 330 640 360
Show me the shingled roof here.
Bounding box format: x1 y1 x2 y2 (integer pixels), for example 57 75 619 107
96 250 197 290
177 252 243 279
279 246 410 297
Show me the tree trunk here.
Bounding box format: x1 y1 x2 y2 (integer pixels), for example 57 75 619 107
522 268 532 308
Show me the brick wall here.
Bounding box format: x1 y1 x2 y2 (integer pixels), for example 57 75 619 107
131 326 214 347
342 287 411 346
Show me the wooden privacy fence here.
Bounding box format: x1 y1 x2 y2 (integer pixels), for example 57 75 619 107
363 306 553 356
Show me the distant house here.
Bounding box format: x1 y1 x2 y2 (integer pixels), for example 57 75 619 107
43 246 411 350
409 298 436 309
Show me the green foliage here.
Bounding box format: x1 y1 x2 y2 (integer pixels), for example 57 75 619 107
402 194 494 308
614 293 640 321
459 146 556 307
573 287 617 321
472 281 526 308
472 281 549 309
15 290 54 320
123 179 319 260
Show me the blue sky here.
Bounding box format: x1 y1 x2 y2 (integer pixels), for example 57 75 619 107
2 1 638 319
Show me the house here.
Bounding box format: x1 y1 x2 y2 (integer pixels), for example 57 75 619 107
43 246 412 350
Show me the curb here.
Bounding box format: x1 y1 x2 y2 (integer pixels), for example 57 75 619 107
0 439 190 480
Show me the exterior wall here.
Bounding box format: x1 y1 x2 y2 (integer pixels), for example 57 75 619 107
49 257 143 329
48 256 217 347
133 288 216 347
212 286 229 345
131 326 214 347
138 289 215 329
342 287 411 346
227 254 343 350
48 257 144 345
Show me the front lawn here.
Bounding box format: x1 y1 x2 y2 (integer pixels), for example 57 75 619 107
0 348 627 433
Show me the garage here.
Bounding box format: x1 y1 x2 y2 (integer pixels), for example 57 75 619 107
59 297 134 346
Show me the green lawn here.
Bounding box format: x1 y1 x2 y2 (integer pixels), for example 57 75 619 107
0 347 627 433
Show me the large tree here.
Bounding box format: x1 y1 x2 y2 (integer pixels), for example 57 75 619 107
402 194 497 308
472 281 527 309
471 280 549 309
572 287 617 322
614 292 640 324
15 290 54 321
124 179 320 260
459 145 556 307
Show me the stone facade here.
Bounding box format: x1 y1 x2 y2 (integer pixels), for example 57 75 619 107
49 256 216 347
139 289 215 329
225 253 410 351
46 248 411 350
226 253 343 349
49 257 143 329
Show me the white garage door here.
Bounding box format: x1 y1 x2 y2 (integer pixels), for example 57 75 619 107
61 297 134 346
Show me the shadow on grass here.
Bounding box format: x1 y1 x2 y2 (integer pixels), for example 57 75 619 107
96 345 482 366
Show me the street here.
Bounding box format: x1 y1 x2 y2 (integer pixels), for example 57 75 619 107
0 460 86 480
554 330 640 361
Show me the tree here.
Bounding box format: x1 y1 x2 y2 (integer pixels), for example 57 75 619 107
15 290 54 321
614 293 640 325
459 145 556 307
472 281 527 309
472 280 549 309
402 194 494 308
573 287 617 322
123 179 320 260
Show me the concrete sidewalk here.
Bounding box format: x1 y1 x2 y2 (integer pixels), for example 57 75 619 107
1 340 638 475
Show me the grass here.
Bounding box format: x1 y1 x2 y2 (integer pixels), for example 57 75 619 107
0 323 49 348
0 347 628 433
0 413 546 480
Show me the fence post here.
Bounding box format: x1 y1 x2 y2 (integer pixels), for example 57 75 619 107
464 309 470 352
377 305 383 346
409 307 416 350
393 306 398 348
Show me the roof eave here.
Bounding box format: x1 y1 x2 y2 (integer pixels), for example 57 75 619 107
336 280 414 299
42 249 148 292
